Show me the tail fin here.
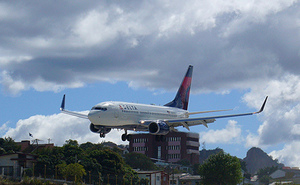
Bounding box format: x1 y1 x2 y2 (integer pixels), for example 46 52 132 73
164 65 193 110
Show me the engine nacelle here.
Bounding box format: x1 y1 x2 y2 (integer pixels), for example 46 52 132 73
90 123 98 133
148 121 170 135
90 123 111 134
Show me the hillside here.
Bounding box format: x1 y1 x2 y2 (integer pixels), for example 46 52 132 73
243 147 284 174
199 148 223 164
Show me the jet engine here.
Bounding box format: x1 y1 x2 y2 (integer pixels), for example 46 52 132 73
90 123 111 134
148 121 170 135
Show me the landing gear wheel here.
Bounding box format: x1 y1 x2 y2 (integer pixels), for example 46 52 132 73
126 134 132 142
121 134 127 141
100 133 105 138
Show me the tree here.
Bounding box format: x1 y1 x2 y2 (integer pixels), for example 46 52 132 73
257 166 278 185
64 139 79 146
62 140 83 164
57 163 86 182
124 152 158 171
89 149 139 184
33 147 64 177
0 137 20 153
199 151 242 185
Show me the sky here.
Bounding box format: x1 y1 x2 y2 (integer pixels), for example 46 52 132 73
0 0 300 167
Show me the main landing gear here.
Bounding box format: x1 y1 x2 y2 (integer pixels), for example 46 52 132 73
121 130 132 141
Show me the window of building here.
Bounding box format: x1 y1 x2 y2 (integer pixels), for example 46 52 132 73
133 138 148 143
166 145 180 150
167 137 181 141
167 154 181 159
133 147 148 151
158 146 161 159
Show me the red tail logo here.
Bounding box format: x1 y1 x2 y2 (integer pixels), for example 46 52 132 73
164 65 193 110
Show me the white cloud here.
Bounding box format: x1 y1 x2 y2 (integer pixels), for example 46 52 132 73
244 74 300 167
244 75 300 145
3 112 128 146
0 56 32 67
0 122 8 136
269 141 300 167
0 1 298 95
200 120 242 144
1 71 27 96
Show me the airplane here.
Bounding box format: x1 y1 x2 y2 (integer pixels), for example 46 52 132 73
60 65 268 142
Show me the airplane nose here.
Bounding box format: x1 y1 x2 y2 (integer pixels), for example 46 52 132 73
88 110 99 123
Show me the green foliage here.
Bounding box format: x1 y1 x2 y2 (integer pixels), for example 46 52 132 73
257 166 278 179
64 139 79 146
192 163 201 175
199 151 242 185
124 152 158 171
240 159 252 180
259 175 271 185
62 141 83 164
33 147 64 177
257 166 279 185
23 168 33 177
79 141 96 151
176 158 191 166
140 177 150 185
20 176 55 185
57 163 86 182
0 137 21 153
0 138 140 184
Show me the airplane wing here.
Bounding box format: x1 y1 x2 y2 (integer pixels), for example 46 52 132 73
151 96 268 131
60 94 89 119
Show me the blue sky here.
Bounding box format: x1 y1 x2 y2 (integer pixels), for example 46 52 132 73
1 0 300 167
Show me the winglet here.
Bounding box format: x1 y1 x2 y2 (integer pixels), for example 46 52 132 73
60 94 66 111
255 96 268 114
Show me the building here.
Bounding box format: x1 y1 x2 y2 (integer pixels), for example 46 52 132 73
129 132 200 165
16 140 54 153
136 170 169 185
0 153 37 178
169 173 201 185
270 168 300 180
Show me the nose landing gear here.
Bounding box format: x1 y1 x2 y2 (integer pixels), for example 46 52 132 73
89 124 111 138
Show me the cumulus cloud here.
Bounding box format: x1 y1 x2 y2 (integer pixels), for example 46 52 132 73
200 120 242 144
269 141 300 167
244 75 300 145
243 75 300 166
0 1 299 95
4 112 128 146
0 122 9 136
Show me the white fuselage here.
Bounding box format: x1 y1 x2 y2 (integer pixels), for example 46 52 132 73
88 101 188 127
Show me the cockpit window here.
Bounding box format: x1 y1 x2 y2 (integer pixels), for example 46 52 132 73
91 107 107 111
